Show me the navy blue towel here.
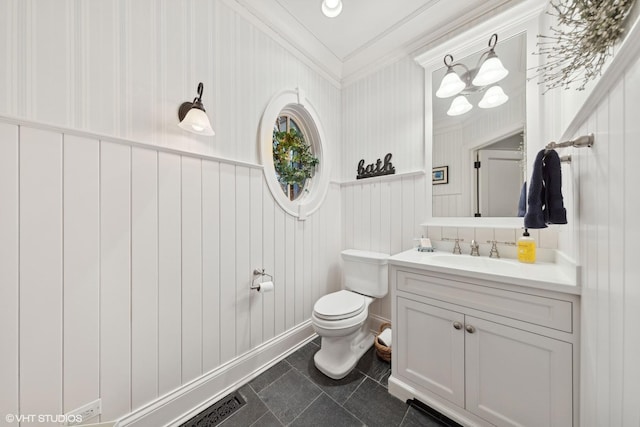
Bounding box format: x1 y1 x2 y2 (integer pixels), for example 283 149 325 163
543 150 567 225
524 150 547 228
524 149 567 228
517 181 527 217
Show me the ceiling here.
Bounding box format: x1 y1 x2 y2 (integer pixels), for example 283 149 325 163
234 0 517 84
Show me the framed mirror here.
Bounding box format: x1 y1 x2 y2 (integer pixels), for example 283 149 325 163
415 1 544 226
432 32 526 217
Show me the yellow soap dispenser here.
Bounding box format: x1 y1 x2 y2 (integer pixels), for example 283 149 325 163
517 229 536 263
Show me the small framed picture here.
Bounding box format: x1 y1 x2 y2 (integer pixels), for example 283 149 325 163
432 166 448 184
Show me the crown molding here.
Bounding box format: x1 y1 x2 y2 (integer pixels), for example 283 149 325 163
222 0 545 88
341 0 515 86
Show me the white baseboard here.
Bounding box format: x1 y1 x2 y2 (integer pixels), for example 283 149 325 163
116 321 316 427
369 313 391 335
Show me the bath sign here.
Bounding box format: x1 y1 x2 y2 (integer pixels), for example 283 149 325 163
357 153 395 180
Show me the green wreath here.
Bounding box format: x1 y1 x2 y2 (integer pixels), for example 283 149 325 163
272 128 319 188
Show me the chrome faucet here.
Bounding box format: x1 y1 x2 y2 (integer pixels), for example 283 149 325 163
442 237 463 254
488 240 500 258
452 239 462 254
470 240 480 256
486 240 516 258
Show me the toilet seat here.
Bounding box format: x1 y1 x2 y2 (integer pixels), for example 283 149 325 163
313 290 365 321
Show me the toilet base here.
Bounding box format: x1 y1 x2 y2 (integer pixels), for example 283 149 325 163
314 329 374 380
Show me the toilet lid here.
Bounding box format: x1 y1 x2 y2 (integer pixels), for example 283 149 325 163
314 290 365 321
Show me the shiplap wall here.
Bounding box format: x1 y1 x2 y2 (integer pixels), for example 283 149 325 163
556 54 640 426
341 57 426 320
0 120 341 424
341 174 427 320
0 0 341 170
341 56 424 181
0 0 343 424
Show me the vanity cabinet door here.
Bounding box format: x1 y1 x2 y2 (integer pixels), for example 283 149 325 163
464 316 573 427
397 297 465 407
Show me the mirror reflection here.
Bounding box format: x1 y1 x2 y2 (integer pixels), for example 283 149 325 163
432 33 526 217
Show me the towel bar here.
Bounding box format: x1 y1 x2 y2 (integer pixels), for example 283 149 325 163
545 133 594 153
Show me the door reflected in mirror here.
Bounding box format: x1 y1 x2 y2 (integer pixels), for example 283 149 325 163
432 32 526 217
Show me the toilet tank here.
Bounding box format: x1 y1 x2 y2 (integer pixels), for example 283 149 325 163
341 249 389 298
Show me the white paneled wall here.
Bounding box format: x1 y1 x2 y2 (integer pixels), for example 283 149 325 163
0 123 19 421
20 127 64 420
342 173 427 320
0 120 341 424
341 56 424 181
341 57 426 320
0 0 341 171
0 1 342 422
560 55 640 427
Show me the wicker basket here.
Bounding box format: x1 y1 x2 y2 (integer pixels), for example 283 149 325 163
374 322 392 362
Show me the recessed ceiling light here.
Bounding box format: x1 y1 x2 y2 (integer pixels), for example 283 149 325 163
322 0 343 18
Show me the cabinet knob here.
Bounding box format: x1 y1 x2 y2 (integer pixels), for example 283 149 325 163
453 321 463 330
465 324 476 334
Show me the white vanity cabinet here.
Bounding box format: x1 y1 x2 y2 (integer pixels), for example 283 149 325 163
389 263 580 427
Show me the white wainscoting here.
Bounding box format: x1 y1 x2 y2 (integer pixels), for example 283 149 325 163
341 172 427 321
561 52 640 427
0 118 341 425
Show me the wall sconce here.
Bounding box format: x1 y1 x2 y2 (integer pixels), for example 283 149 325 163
178 82 215 136
322 0 343 18
436 34 509 116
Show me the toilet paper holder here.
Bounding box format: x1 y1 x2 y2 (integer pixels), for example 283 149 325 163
251 268 274 291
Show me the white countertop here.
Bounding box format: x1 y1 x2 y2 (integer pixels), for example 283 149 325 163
388 249 581 295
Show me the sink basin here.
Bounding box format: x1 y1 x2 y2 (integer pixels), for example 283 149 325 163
427 254 524 275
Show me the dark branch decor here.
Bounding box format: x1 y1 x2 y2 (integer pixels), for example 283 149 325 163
533 0 635 92
273 128 319 190
357 153 395 179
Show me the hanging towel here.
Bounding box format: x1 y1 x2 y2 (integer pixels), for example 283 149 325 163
517 181 527 217
542 150 567 225
524 150 547 228
524 149 567 229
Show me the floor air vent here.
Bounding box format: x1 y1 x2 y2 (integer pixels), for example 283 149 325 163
407 399 463 427
180 391 246 427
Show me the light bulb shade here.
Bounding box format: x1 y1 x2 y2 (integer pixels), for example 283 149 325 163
322 0 342 17
447 95 473 116
436 68 466 98
179 106 215 136
472 51 509 86
478 85 509 109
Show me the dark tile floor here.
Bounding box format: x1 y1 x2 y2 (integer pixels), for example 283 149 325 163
191 336 459 427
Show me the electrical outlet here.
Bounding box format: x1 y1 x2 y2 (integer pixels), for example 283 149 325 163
65 399 101 426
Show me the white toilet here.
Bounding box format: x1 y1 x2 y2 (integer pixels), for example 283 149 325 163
311 249 389 379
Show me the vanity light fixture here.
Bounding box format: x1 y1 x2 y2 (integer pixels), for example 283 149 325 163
178 82 215 136
478 85 509 109
322 0 343 18
472 34 509 86
436 58 466 98
436 34 509 116
447 95 473 116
